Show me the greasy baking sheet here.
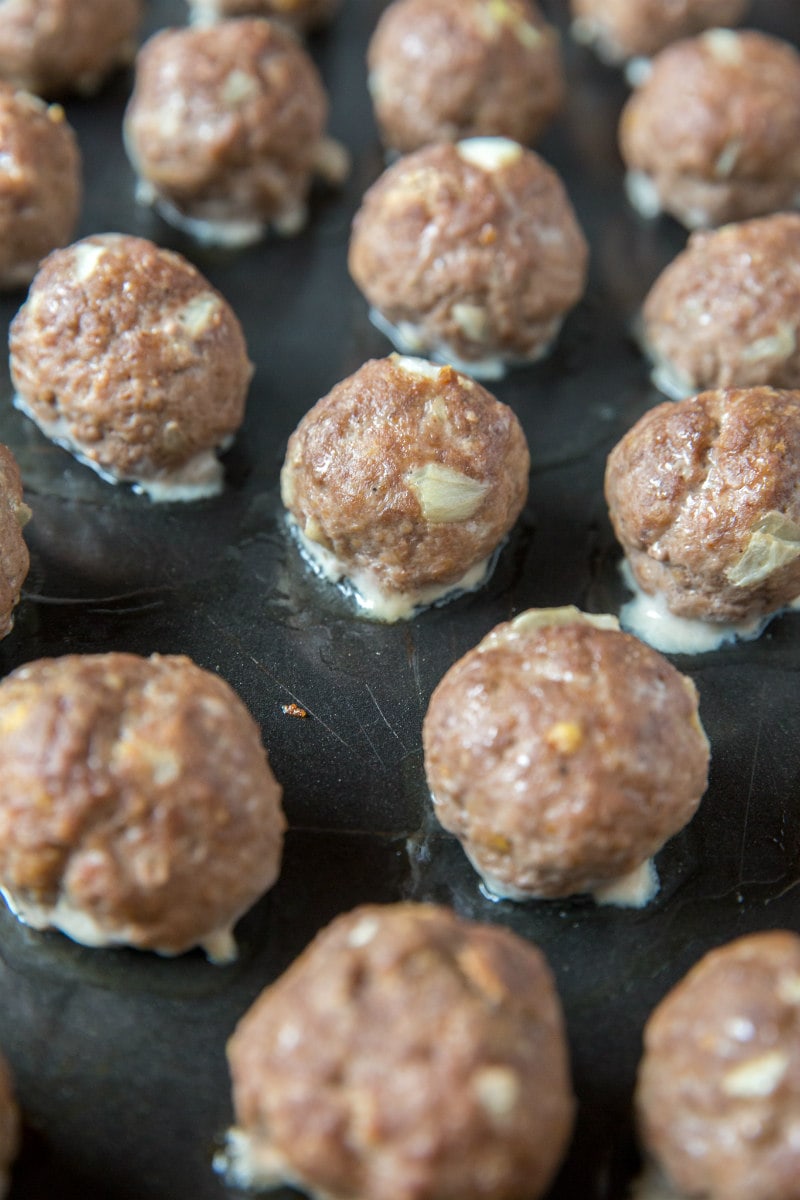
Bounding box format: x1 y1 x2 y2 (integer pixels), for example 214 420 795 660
1 2 800 1196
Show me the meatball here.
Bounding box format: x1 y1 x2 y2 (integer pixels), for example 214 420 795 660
367 0 564 155
0 85 81 290
605 387 800 651
349 139 588 378
0 653 285 962
0 0 142 97
636 930 800 1200
123 18 348 246
0 446 30 640
186 0 340 33
422 607 709 904
0 1054 19 1200
570 0 748 73
220 902 575 1200
641 214 800 399
9 233 252 501
280 355 530 621
619 29 800 230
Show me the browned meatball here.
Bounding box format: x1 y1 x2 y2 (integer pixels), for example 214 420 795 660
0 446 30 641
186 0 340 33
0 85 81 289
636 930 800 1200
570 0 748 72
422 608 709 903
641 214 800 399
123 18 348 246
0 653 285 962
349 140 588 378
0 1054 19 1200
0 0 142 97
220 903 575 1200
9 234 252 501
280 355 530 621
619 30 800 230
605 388 800 636
367 0 564 155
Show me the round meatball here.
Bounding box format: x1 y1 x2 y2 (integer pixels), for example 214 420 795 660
0 0 142 97
641 214 800 399
186 0 340 33
123 18 348 246
570 0 748 70
0 446 30 640
619 29 800 230
280 355 530 621
0 1053 19 1200
0 85 81 290
349 139 588 378
0 653 285 962
367 0 564 155
422 607 709 903
221 903 575 1200
636 930 800 1200
605 387 800 625
9 233 252 502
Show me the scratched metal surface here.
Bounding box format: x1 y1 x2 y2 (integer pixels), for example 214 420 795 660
0 1 799 1197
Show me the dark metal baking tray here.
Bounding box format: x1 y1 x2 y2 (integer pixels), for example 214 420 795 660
0 1 799 1196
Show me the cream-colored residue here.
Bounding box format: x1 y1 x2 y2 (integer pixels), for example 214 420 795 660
221 69 259 106
393 354 443 380
722 1050 789 1098
703 27 744 64
452 303 490 343
741 322 797 363
725 512 800 588
457 137 523 172
214 1128 294 1193
625 169 662 220
592 858 659 909
175 292 221 338
72 242 107 282
714 139 742 178
407 462 489 523
472 1066 520 1120
346 915 380 948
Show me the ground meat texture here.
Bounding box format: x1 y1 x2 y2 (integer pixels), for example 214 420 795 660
222 902 575 1200
0 1054 18 1200
280 355 530 621
367 0 564 155
619 29 800 230
0 85 81 290
123 18 347 245
9 233 252 501
636 931 800 1200
605 387 800 623
570 0 748 69
0 653 285 962
348 139 588 378
0 446 30 641
186 0 340 32
422 608 709 902
641 214 800 399
0 0 142 97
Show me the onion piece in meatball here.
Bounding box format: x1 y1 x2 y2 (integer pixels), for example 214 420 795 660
186 0 340 33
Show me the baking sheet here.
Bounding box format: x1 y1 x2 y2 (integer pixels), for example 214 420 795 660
1 1 800 1196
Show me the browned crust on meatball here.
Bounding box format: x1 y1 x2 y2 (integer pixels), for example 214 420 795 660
367 0 564 154
188 0 340 33
348 142 588 366
280 356 530 597
619 30 800 228
0 0 142 97
571 0 748 65
0 653 285 956
0 85 81 289
422 616 709 898
9 234 252 485
0 445 30 641
605 387 800 622
227 902 575 1200
123 19 329 226
0 1053 19 1200
637 930 800 1200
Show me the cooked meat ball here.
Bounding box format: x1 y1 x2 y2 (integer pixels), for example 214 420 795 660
9 233 252 502
0 85 81 290
641 213 800 399
349 139 588 378
570 0 748 71
605 388 800 643
619 29 800 230
123 18 348 246
0 0 142 97
367 0 564 155
0 653 285 962
186 0 340 32
0 1053 19 1200
221 902 575 1200
636 930 800 1200
0 446 30 640
280 355 530 621
422 607 709 904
